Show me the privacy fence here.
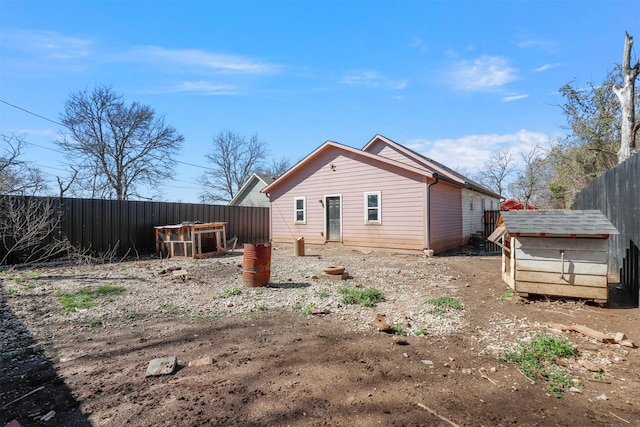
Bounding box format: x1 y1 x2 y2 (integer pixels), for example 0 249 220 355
572 152 639 305
1 196 270 261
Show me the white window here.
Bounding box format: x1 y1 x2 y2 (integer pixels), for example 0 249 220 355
294 196 306 224
364 191 381 224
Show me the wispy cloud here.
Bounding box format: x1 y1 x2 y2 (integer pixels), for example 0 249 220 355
447 55 518 91
409 37 430 54
165 81 239 95
502 94 529 102
340 70 408 90
534 63 562 72
518 38 555 50
3 29 91 59
121 46 282 74
405 129 552 171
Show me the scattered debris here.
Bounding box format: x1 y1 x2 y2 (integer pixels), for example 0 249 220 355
146 356 178 377
172 269 189 280
393 336 409 345
41 410 56 422
416 403 461 427
370 313 393 332
311 306 328 315
188 356 213 367
547 322 636 347
2 386 45 408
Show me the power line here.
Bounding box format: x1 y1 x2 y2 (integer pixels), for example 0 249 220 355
0 98 65 127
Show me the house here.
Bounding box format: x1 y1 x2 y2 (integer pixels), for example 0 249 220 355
262 135 501 253
488 210 619 303
228 173 277 207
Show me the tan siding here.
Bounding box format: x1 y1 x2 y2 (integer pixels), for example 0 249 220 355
269 148 427 251
429 181 462 252
233 179 269 207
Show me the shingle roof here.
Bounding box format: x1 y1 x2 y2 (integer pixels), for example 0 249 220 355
500 210 619 236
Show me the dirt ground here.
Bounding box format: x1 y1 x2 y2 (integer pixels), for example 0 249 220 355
2 245 640 427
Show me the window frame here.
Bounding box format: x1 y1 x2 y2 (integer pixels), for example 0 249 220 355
294 196 306 224
364 191 382 224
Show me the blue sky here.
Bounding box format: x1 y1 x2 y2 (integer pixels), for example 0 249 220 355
1 0 637 202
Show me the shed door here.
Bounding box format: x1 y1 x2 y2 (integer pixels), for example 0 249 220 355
326 196 341 241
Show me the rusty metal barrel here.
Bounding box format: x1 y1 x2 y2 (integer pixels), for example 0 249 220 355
242 243 271 287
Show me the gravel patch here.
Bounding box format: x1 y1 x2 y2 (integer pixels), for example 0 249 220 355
1 245 468 352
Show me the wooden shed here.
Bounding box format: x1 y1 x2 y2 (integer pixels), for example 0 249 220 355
488 210 619 303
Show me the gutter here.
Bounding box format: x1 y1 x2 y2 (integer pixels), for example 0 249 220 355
426 173 439 252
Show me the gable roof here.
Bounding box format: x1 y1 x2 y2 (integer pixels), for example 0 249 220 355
262 140 436 194
499 210 619 236
363 134 501 199
229 172 276 206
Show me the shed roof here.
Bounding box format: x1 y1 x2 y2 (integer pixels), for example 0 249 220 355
499 210 619 236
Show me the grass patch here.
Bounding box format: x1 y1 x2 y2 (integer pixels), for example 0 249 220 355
12 271 40 284
253 303 268 311
88 318 102 327
6 288 18 295
301 303 315 316
161 303 186 315
95 284 126 295
56 285 126 313
392 325 406 335
501 288 514 300
502 333 575 396
315 288 331 298
426 296 463 317
57 289 97 313
340 287 384 307
414 328 429 336
223 287 242 297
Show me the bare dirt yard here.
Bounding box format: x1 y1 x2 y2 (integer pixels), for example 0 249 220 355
2 244 639 426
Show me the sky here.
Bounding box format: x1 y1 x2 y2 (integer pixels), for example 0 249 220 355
1 0 638 203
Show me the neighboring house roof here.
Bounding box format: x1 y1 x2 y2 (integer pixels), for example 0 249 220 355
498 210 619 237
262 139 437 194
263 135 501 199
229 173 277 206
501 198 537 211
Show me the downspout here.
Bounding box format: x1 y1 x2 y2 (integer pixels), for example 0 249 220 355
426 173 439 253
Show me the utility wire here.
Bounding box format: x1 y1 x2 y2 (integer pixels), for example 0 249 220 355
0 98 65 127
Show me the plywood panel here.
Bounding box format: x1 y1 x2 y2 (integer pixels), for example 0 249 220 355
516 281 607 300
517 270 607 287
515 237 608 251
516 259 608 276
515 248 608 264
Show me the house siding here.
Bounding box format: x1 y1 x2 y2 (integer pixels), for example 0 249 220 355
429 181 463 251
461 190 499 243
231 179 269 207
269 148 427 251
366 139 430 171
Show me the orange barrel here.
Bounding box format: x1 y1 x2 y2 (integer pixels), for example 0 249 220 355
242 243 271 287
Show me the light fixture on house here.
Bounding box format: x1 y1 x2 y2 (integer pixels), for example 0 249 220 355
330 163 336 171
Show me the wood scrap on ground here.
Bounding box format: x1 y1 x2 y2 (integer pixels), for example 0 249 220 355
547 322 636 347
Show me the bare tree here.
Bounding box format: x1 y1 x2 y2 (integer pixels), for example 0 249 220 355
259 155 291 177
475 149 515 198
509 147 550 209
613 32 640 163
1 133 49 196
200 130 268 203
57 85 184 200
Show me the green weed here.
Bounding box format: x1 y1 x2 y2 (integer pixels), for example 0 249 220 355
301 303 315 316
223 287 242 297
392 325 406 335
426 296 463 317
414 328 429 336
253 303 268 311
340 287 384 307
57 289 97 313
6 288 17 295
501 289 514 300
162 303 185 315
88 318 103 327
502 333 575 396
315 288 331 298
95 285 126 295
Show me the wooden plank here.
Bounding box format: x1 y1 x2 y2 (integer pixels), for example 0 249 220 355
515 237 608 251
516 259 608 276
515 281 608 300
515 248 607 264
517 270 607 287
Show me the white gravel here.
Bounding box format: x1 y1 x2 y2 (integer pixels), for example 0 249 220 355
1 244 468 352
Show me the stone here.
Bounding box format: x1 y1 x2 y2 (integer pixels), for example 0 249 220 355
581 361 602 373
569 387 582 394
421 360 433 366
311 306 327 315
172 269 188 277
370 313 393 332
146 356 178 376
614 332 626 343
188 356 213 367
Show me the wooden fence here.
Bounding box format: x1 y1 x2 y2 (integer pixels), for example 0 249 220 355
572 152 639 305
1 196 270 260
483 210 501 253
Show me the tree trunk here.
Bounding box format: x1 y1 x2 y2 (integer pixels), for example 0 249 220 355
613 32 640 164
